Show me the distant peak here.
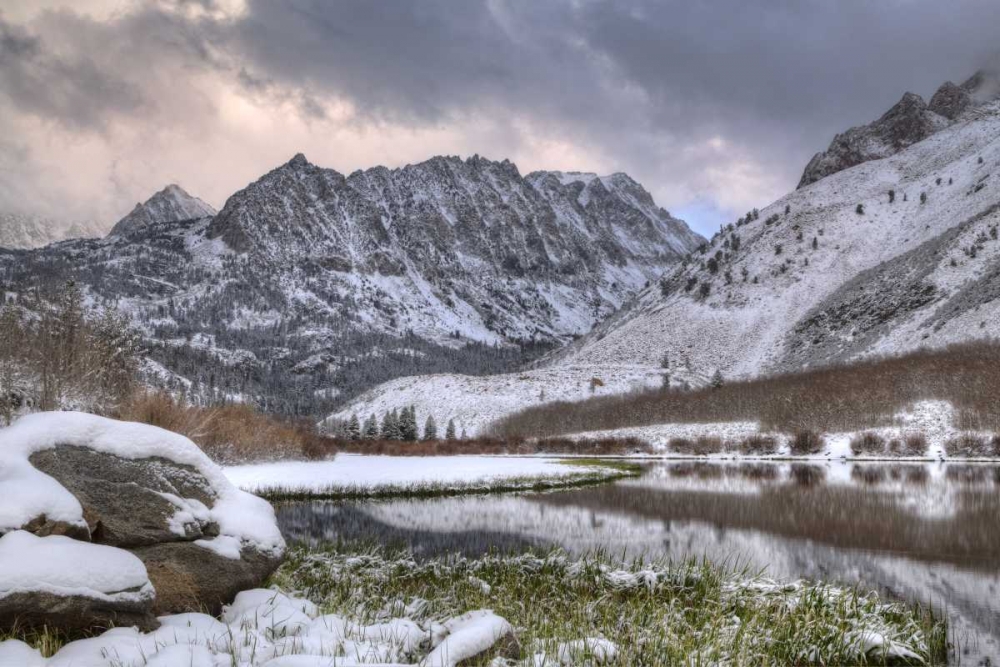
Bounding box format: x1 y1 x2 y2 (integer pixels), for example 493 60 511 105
288 153 310 168
109 183 216 238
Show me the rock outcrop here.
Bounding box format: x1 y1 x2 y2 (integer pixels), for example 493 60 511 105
0 412 286 631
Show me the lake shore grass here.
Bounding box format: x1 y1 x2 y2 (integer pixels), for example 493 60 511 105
249 460 639 502
273 542 949 665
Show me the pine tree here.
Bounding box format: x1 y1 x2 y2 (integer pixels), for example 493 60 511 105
400 406 418 441
423 414 438 441
347 414 361 440
381 410 398 440
446 418 457 441
710 369 724 390
364 413 379 439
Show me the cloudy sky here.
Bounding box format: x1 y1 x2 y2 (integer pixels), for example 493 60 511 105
1 0 998 236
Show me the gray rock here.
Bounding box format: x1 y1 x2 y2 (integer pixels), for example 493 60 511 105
929 81 972 120
0 589 157 633
798 92 948 188
28 446 218 548
135 542 283 616
10 445 282 624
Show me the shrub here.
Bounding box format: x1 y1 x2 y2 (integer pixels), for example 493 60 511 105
945 434 992 458
738 434 778 456
850 432 886 456
887 434 927 457
669 437 723 456
789 431 823 456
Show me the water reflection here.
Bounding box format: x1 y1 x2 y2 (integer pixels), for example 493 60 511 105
276 461 1000 664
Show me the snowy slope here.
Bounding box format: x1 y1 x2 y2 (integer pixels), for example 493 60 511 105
324 365 672 437
109 184 217 238
333 74 1000 429
555 98 1000 380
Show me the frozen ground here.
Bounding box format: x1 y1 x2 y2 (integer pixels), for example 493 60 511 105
224 455 612 496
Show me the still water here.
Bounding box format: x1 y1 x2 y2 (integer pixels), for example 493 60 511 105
276 461 1000 664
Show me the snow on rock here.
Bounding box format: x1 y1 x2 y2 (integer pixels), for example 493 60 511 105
0 411 284 557
0 531 152 603
0 587 517 667
224 455 597 495
109 184 216 238
323 365 668 437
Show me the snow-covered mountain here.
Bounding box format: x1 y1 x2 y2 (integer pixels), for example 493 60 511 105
109 184 216 238
0 211 106 249
333 72 1000 431
555 82 1000 380
798 69 998 188
204 153 700 344
1 155 701 416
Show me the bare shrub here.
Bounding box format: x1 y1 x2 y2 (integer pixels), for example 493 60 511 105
736 464 779 481
119 392 329 464
669 436 723 456
491 341 1000 438
739 434 778 456
887 434 927 457
789 431 823 455
334 435 652 456
944 434 992 458
850 432 886 456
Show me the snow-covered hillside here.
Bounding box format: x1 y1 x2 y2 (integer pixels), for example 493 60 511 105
324 365 675 437
1 155 701 416
334 72 1000 429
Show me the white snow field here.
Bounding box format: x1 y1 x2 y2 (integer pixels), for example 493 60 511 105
324 364 668 437
0 412 285 558
224 454 612 496
0 587 518 666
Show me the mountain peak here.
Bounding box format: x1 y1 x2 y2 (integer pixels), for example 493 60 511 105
109 184 216 238
287 153 311 169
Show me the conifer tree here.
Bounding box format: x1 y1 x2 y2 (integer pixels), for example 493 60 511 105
347 414 361 440
710 369 724 390
364 413 379 439
423 414 437 441
446 418 457 441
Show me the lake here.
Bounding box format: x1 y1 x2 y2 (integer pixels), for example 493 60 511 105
276 460 1000 664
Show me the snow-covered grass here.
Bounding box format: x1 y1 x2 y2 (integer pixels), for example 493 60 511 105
273 544 947 666
224 455 637 500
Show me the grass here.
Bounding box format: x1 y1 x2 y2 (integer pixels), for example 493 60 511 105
272 542 949 665
251 463 639 502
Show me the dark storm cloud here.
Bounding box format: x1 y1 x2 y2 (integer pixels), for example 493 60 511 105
3 0 1000 233
0 15 145 130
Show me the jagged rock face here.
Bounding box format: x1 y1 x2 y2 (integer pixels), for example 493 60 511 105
109 184 217 238
0 154 701 415
929 81 972 120
798 92 948 188
798 70 1000 189
208 154 699 283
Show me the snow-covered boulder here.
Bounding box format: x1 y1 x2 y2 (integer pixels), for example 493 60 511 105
0 412 286 627
0 531 157 632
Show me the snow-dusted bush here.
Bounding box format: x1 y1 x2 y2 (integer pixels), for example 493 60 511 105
789 430 823 455
850 432 886 456
887 434 927 457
